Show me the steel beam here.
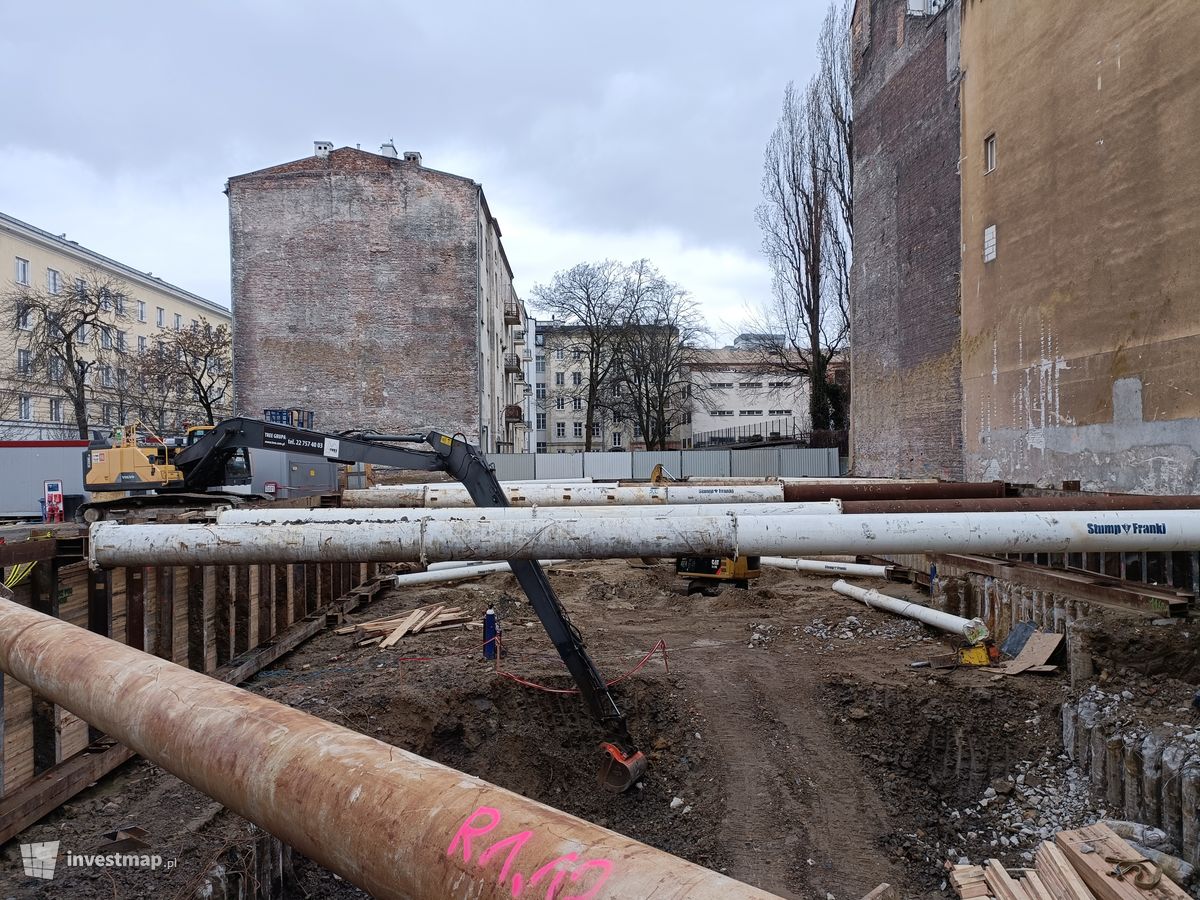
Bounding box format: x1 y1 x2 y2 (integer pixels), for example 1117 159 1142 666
0 598 778 900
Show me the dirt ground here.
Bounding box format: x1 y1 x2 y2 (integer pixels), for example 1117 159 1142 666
0 561 1107 899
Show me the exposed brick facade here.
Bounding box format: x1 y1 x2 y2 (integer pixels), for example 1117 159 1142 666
228 147 525 447
849 0 964 478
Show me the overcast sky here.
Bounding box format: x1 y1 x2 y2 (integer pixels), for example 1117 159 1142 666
1 1 826 345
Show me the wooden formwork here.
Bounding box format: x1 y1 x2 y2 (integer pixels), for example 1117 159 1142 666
0 520 386 844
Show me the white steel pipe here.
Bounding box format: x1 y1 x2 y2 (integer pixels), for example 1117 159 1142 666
760 556 892 578
92 510 1200 568
0 598 779 900
371 479 602 487
832 579 989 642
343 483 787 508
392 560 566 586
425 559 489 572
217 500 843 526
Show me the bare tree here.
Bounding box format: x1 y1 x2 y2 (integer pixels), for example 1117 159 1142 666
609 261 709 450
530 261 635 451
750 0 852 431
5 269 131 438
138 317 232 425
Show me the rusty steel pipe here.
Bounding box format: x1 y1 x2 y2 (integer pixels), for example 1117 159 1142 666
840 495 1200 515
781 481 1007 502
0 599 779 900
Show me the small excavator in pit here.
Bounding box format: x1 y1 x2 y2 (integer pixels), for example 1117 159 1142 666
82 417 648 791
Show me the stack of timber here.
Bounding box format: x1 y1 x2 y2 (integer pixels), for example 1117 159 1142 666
950 824 1191 900
336 603 475 647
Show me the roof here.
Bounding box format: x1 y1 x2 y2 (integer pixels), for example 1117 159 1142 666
0 211 228 317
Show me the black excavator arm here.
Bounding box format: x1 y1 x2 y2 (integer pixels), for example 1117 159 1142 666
172 417 646 791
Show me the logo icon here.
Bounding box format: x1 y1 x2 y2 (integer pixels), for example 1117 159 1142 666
20 841 60 879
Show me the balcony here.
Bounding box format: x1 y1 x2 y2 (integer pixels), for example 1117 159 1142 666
503 301 521 326
504 353 522 374
504 404 525 424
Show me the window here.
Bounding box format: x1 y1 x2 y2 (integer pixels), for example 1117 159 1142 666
572 372 582 387
534 333 544 347
536 412 547 429
100 289 111 312
100 327 112 349
535 382 546 399
117 368 128 388
554 348 564 360
573 421 583 438
611 432 622 447
49 398 62 422
101 365 114 387
17 395 31 420
984 133 996 174
15 257 29 285
555 397 565 410
117 330 127 351
739 409 763 417
536 441 547 453
137 335 147 352
769 409 794 416
102 403 114 425
174 313 182 330
592 422 601 437
710 409 734 417
710 381 733 389
115 294 125 315
740 382 762 389
191 318 198 328
555 372 565 386
633 423 642 437
74 277 86 300
49 358 64 382
535 354 545 373
156 307 165 327
76 324 89 344
137 300 146 322
984 225 997 262
572 397 582 411
555 422 566 438
16 349 31 376
17 304 32 331
768 381 788 388
572 349 582 361
47 268 61 294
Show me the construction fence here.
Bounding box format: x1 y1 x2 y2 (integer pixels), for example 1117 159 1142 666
485 446 841 481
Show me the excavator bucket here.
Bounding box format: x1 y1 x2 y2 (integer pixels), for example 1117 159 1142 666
597 742 647 792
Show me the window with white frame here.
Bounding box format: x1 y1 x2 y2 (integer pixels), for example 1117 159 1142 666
74 277 85 299
769 409 793 416
101 327 112 349
49 358 64 381
536 441 547 453
572 397 582 411
984 225 997 262
572 372 582 386
174 313 182 330
117 330 127 351
739 409 763 417
611 432 622 447
633 423 642 437
555 397 565 410
535 354 545 373
573 421 583 438
156 306 165 327
102 403 114 425
768 381 788 388
535 382 546 399
115 294 125 315
555 372 564 386
572 349 582 361
49 398 62 422
17 304 32 331
740 382 762 389
47 268 61 294
591 422 601 437
555 422 565 438
138 300 146 322
101 365 114 387
984 134 996 174
18 395 31 420
15 257 30 285
535 412 546 430
76 324 89 344
137 335 147 352
710 410 734 417
710 381 733 389
554 348 564 360
16 349 31 376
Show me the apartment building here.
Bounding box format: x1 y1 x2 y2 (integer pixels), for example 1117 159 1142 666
689 340 810 448
0 211 231 439
228 142 530 451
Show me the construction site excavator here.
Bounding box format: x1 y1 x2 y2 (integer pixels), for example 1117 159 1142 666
84 417 648 791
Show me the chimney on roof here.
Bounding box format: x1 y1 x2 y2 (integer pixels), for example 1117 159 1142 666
314 141 333 158
380 141 399 159
403 150 422 165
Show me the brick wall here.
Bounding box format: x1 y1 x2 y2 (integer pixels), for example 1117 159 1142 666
849 0 964 478
228 148 482 438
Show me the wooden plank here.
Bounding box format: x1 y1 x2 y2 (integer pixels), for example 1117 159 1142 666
379 610 425 648
1021 871 1054 900
1036 837 1094 900
237 565 253 655
214 566 233 667
1056 823 1190 900
108 568 126 647
409 604 446 635
125 568 145 651
186 566 206 671
985 860 1031 900
859 886 898 900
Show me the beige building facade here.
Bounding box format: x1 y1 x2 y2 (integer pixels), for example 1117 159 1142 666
0 212 231 439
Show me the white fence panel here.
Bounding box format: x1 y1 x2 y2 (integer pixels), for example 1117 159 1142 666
581 452 634 480
778 448 839 477
730 447 779 477
632 451 683 480
487 453 536 481
534 453 585 479
680 451 732 478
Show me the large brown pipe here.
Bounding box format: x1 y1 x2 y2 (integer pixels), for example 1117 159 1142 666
0 599 778 900
841 495 1200 515
782 480 1008 502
